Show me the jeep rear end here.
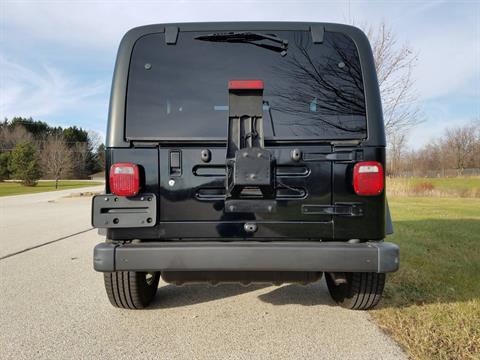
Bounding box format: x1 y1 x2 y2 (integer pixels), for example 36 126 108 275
92 22 399 310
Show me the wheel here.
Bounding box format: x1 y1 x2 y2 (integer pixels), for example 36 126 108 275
103 271 160 309
325 272 385 310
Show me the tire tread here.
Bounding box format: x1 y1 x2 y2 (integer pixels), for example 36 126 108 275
326 272 385 310
103 271 160 309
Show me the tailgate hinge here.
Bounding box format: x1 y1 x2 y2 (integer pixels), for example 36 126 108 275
165 26 179 45
310 25 325 44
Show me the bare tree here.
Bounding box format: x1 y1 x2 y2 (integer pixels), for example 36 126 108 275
388 131 407 176
72 142 89 179
363 22 423 139
40 135 74 188
87 130 103 151
270 32 367 138
0 124 33 151
443 121 479 175
354 22 423 175
419 141 449 177
474 120 480 168
401 120 479 176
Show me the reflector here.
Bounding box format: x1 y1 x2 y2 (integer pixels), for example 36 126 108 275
353 161 384 196
113 167 134 174
110 163 140 196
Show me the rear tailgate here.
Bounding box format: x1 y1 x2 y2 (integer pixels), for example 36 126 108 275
158 145 333 239
103 144 385 241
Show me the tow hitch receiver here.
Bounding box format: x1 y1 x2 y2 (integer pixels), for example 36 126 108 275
225 80 276 213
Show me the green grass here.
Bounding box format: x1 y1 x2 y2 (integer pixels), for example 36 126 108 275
0 181 103 197
371 197 480 360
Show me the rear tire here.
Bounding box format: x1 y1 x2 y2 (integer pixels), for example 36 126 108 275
326 272 385 310
103 271 160 309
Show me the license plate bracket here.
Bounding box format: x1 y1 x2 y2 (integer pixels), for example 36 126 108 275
92 193 157 228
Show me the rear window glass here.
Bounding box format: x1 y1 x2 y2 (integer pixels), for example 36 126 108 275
126 30 367 140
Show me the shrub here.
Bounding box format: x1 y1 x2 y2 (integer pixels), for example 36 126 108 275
8 142 42 186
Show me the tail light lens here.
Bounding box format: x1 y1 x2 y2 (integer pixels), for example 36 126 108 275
353 161 384 196
109 163 140 197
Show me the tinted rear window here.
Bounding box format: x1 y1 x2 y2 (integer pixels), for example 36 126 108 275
126 30 367 140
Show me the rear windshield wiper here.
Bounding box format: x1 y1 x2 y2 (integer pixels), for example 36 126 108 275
195 32 288 56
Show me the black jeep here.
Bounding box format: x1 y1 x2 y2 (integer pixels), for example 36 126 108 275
92 22 399 310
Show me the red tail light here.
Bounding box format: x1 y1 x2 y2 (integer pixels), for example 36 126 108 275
109 163 140 197
353 161 384 196
228 80 264 90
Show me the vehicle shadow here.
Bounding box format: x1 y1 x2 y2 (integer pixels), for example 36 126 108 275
148 283 268 309
148 277 334 309
257 279 335 306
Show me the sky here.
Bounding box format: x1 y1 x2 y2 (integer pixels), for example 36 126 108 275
1 0 479 149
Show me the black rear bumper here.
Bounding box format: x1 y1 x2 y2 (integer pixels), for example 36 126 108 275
93 241 399 273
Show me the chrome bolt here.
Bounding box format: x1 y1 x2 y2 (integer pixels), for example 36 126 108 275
244 223 258 233
201 149 211 162
291 149 302 162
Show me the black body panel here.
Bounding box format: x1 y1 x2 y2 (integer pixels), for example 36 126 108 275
159 146 331 222
333 146 386 240
105 144 386 241
107 145 335 240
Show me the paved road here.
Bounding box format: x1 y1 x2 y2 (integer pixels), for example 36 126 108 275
0 185 103 258
0 190 406 360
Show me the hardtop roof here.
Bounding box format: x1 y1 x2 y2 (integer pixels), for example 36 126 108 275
106 22 386 147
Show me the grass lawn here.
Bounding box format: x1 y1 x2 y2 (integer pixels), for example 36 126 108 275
387 176 480 197
0 181 103 197
371 196 480 360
